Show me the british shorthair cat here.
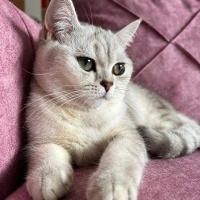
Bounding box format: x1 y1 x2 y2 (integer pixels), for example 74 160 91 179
25 0 200 199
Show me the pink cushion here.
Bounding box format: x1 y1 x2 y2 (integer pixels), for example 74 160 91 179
0 0 41 198
4 0 200 199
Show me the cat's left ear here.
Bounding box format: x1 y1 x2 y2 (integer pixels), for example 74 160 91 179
43 0 80 42
116 19 142 47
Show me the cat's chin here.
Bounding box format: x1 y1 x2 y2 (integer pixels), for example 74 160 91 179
87 98 109 108
65 93 119 110
89 96 119 108
80 96 113 110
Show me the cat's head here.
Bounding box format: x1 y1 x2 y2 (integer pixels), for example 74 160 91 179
34 0 141 109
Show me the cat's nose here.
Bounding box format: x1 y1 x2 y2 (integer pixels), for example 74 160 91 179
100 80 113 92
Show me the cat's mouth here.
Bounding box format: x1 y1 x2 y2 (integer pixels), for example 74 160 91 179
82 86 113 102
87 93 109 102
100 95 108 100
98 93 112 101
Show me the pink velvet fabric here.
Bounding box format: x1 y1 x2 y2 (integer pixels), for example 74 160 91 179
2 0 200 199
0 0 41 199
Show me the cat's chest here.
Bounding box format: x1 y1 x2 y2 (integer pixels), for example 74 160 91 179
58 103 127 166
60 101 126 136
50 103 126 165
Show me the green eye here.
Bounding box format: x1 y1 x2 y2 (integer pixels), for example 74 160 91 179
77 57 96 72
112 63 125 76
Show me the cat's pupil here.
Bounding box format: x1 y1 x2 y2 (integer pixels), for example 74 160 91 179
77 57 96 72
112 63 125 76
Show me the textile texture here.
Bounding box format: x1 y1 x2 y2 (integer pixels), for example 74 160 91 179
0 0 40 199
2 0 200 199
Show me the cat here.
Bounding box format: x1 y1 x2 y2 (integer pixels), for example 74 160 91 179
25 0 200 200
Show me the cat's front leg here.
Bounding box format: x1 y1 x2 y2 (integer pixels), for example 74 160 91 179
86 131 147 200
26 143 73 200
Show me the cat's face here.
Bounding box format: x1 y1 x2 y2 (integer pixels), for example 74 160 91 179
34 0 141 108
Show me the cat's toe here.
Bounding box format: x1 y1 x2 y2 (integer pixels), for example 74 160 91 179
26 166 73 200
42 169 73 200
86 171 137 200
26 175 44 200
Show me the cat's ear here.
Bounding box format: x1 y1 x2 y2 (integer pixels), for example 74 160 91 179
43 0 80 41
116 19 142 47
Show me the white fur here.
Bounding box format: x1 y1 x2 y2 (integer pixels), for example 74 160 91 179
26 0 200 200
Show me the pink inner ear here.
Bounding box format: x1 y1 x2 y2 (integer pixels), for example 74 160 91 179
42 25 57 41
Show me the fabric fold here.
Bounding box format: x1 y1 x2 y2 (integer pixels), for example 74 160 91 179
175 11 200 65
113 0 200 42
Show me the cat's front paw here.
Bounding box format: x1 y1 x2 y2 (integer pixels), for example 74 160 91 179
26 165 73 200
86 171 137 200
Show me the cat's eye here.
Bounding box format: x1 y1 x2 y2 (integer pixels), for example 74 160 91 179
112 63 125 76
77 57 96 72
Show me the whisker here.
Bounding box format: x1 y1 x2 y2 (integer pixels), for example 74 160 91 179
86 0 93 25
81 5 91 24
21 87 83 113
24 95 65 127
22 69 55 76
24 91 83 127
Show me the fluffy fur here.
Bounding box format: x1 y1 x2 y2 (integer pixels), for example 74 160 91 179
26 0 200 200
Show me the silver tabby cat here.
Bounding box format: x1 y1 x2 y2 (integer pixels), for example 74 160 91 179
26 0 200 199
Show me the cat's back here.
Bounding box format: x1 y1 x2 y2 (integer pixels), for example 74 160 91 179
125 82 175 127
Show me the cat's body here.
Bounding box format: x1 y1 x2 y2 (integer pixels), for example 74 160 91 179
27 80 131 166
26 0 200 200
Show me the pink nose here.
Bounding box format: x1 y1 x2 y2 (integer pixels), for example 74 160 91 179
100 81 113 92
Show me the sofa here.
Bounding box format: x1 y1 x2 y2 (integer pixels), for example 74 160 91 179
1 0 200 199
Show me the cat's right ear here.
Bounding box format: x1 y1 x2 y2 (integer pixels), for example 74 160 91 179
43 0 80 42
116 19 142 47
